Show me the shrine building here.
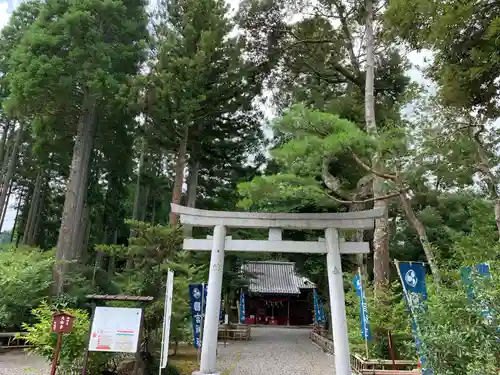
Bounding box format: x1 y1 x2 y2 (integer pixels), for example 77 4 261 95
240 261 315 326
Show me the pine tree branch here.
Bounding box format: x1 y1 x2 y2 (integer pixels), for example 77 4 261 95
333 2 360 75
351 152 397 181
285 30 364 88
325 190 404 205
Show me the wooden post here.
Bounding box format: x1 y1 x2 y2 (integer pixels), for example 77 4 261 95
81 304 96 375
133 303 146 375
50 333 63 375
50 311 76 375
388 330 397 369
287 296 290 326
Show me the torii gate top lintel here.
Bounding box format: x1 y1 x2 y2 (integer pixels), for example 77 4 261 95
170 203 385 230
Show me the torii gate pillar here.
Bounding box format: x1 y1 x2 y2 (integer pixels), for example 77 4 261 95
172 204 385 375
325 227 351 375
199 225 226 374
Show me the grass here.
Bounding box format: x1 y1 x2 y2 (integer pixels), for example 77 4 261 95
168 344 241 375
168 345 199 375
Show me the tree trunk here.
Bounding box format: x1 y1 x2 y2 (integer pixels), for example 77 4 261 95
399 192 441 282
23 169 43 245
471 130 500 239
108 230 119 274
0 122 11 173
187 158 200 208
28 186 45 247
54 91 97 294
0 123 25 216
82 206 92 259
0 131 13 188
0 181 12 231
75 204 90 259
151 198 156 224
11 194 23 243
184 156 200 237
132 137 146 221
139 185 150 222
169 126 189 226
350 201 367 275
495 199 500 238
0 130 14 192
108 255 116 275
364 0 390 292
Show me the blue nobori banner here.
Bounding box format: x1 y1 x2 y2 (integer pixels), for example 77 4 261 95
352 271 371 341
188 284 204 349
461 263 498 339
239 292 246 323
189 283 223 349
313 289 323 323
396 261 432 375
319 297 325 323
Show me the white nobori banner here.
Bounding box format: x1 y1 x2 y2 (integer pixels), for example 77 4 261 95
160 269 174 371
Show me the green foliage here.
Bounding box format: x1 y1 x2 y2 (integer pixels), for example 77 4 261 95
164 364 181 375
6 0 148 117
0 231 12 244
237 105 376 214
238 174 334 212
385 0 500 117
21 302 111 375
0 246 54 330
452 200 500 265
346 280 415 360
272 104 371 174
390 193 492 265
419 267 499 375
111 222 202 349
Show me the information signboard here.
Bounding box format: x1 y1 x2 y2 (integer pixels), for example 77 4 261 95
88 307 142 353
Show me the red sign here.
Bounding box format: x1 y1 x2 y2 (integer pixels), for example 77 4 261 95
51 312 75 333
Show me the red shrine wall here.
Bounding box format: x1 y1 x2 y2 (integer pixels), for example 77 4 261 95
243 290 313 326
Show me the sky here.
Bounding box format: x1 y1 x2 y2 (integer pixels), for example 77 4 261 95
0 0 431 231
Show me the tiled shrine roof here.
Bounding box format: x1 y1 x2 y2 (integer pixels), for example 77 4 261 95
242 261 315 295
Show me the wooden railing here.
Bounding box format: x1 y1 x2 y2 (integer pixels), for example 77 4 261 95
217 325 251 341
0 332 31 350
309 327 420 374
351 353 420 375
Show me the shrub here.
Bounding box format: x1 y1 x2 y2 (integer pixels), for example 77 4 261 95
346 280 415 360
419 266 499 375
21 302 112 375
164 363 181 375
0 246 54 330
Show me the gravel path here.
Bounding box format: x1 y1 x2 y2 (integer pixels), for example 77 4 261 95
0 327 335 375
0 350 48 375
216 327 335 375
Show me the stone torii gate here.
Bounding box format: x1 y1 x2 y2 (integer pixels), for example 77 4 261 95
171 203 385 375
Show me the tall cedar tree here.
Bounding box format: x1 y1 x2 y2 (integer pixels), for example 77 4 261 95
149 0 265 225
6 0 148 293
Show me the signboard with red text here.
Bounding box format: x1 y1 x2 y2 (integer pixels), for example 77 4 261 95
88 307 142 353
52 312 75 334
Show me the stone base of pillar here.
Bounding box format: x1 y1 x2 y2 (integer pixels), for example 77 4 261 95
192 371 220 375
